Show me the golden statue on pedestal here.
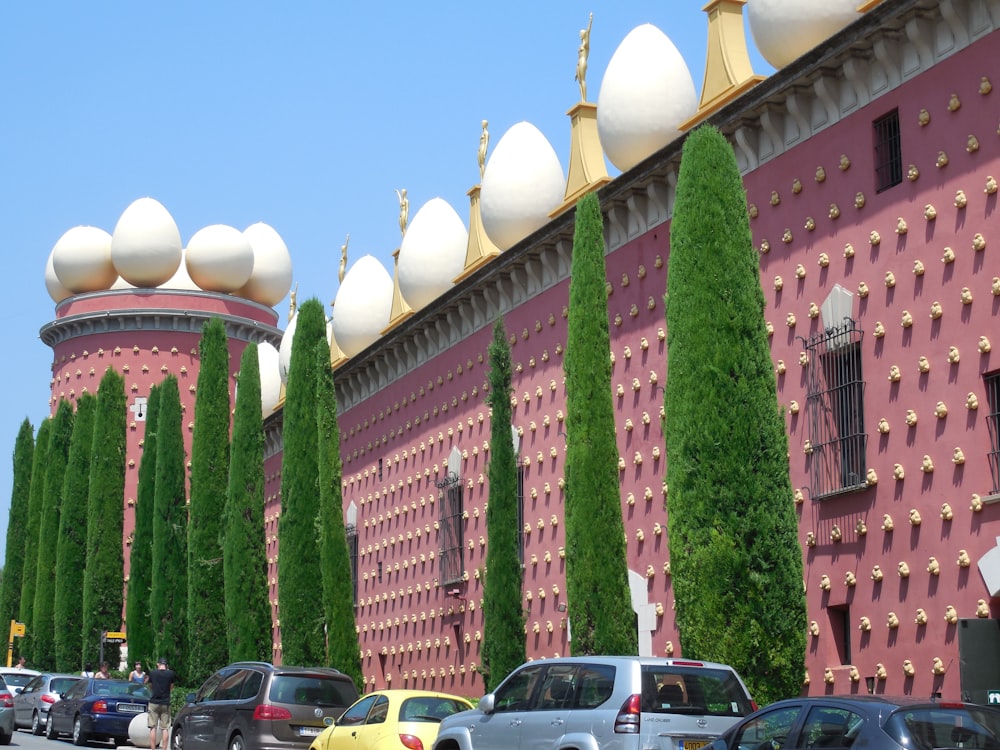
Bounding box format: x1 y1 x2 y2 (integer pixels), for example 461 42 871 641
575 13 593 102
339 234 349 283
478 120 489 180
395 188 409 238
288 283 298 320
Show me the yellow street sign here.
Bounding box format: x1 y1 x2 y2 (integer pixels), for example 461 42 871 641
11 622 24 637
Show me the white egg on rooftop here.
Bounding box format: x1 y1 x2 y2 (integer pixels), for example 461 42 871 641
257 341 282 414
160 249 200 291
747 0 860 69
398 198 468 311
237 222 293 307
51 226 117 293
45 249 72 304
480 122 565 251
278 312 297 385
331 255 394 358
110 197 183 287
186 224 254 293
597 24 697 172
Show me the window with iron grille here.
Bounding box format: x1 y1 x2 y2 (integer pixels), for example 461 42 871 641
803 320 867 498
985 371 1000 494
346 524 359 606
438 476 464 586
516 465 526 565
873 109 902 193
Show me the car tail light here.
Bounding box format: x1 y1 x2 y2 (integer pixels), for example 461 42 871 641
0 692 12 708
93 700 108 713
399 733 424 750
614 694 642 734
751 701 759 712
253 704 293 721
41 694 57 704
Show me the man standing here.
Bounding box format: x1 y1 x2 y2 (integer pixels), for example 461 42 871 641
145 657 176 750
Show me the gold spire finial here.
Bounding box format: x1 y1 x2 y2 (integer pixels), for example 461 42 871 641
338 234 349 283
575 13 593 102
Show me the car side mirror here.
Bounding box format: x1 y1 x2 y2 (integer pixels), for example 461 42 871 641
185 692 197 703
477 695 495 715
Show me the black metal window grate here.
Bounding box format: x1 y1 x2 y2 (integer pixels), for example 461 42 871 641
986 371 1000 494
346 524 359 606
873 109 902 193
438 475 464 586
804 320 868 499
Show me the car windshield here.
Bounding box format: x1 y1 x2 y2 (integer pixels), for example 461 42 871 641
51 677 82 694
641 665 754 717
268 675 355 709
3 673 35 688
885 706 1000 750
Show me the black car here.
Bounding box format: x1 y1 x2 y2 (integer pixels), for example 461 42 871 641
45 677 150 746
710 695 1000 750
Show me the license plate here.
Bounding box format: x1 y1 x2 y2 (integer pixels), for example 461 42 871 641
299 727 323 737
117 704 145 714
680 741 710 750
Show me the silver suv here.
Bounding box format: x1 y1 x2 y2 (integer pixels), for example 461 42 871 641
433 657 755 750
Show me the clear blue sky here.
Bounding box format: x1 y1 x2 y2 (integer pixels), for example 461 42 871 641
0 2 774 560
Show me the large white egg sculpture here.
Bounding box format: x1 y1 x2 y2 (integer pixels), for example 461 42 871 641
185 224 254 293
45 249 72 303
331 255 394 358
597 24 697 172
51 226 117 293
480 122 565 251
111 198 182 287
237 223 293 307
747 0 859 69
257 341 282 414
398 198 468 310
278 313 297 385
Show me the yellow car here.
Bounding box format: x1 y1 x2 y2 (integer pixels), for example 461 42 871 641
308 690 473 750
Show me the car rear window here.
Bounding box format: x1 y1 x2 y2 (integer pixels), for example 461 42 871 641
885 706 1000 750
3 673 34 688
641 666 753 717
400 696 471 722
268 675 357 709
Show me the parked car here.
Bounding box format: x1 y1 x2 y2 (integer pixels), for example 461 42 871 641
709 695 1000 750
45 677 150 746
0 675 14 745
171 661 360 750
0 667 40 696
433 656 755 750
12 672 83 734
309 690 474 750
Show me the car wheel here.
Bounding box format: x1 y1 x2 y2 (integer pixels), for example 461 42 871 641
0 727 10 746
32 710 43 735
72 716 89 746
46 715 58 739
228 733 244 750
171 725 184 750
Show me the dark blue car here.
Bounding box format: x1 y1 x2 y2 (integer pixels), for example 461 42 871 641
45 677 150 746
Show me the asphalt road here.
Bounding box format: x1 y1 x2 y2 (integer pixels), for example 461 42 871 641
10 725 151 750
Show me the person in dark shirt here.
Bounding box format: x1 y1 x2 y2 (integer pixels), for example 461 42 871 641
145 657 176 750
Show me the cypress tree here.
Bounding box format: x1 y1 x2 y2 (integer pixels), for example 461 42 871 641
666 125 806 704
19 417 50 661
188 318 231 676
316 338 362 688
563 192 637 655
55 393 96 672
481 318 525 690
224 345 271 663
126 385 160 671
82 369 126 669
278 298 327 665
1 419 34 661
152 376 188 684
32 400 74 669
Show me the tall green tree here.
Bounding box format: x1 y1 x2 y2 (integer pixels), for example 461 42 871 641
224 344 271 663
666 125 806 704
126 385 160 671
1 419 34 661
316 338 362 688
563 192 637 656
82 369 126 669
151 376 188 683
188 318 231 677
481 318 525 690
19 417 50 662
32 400 74 668
55 393 96 672
278 299 327 665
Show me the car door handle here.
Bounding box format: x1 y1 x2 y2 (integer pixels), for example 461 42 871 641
510 719 522 727
351 732 358 737
551 719 565 727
